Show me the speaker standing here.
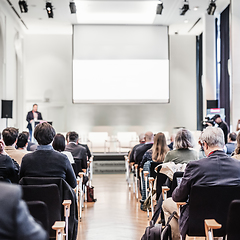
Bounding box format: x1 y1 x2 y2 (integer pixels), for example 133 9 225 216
26 104 43 142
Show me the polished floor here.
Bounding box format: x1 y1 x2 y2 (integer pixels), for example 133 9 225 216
78 174 149 240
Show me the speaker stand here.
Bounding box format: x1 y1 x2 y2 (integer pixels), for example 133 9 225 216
5 118 8 128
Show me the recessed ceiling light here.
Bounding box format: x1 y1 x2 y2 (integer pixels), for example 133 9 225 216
194 6 199 11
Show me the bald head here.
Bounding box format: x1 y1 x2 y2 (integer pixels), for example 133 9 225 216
145 131 154 142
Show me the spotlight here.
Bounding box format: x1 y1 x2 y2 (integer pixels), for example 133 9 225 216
156 1 163 15
69 1 77 14
207 0 216 15
180 0 189 16
46 2 53 18
18 0 28 13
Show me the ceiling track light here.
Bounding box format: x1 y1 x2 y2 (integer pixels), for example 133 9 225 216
18 0 28 13
180 0 189 16
156 1 163 15
69 1 77 14
46 2 54 18
207 0 217 15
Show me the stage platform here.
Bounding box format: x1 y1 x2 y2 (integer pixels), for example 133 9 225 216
92 152 128 174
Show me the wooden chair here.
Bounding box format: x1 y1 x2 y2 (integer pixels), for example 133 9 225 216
19 177 77 240
204 199 240 240
176 185 240 239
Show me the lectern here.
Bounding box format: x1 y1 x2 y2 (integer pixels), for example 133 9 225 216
31 120 53 143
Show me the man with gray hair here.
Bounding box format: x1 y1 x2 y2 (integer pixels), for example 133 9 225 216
162 127 240 240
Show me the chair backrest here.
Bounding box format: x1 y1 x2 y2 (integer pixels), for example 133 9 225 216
73 158 83 176
19 177 78 240
154 164 168 201
150 162 159 179
26 200 49 233
188 185 240 237
167 171 184 198
21 184 61 238
226 199 240 240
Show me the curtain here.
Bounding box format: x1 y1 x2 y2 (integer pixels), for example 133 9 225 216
220 5 230 125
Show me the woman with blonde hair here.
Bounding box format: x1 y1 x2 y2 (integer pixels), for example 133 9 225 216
140 132 169 210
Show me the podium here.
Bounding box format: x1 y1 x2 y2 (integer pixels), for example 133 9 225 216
31 120 53 143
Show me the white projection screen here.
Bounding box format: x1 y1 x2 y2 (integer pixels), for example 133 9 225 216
73 25 169 103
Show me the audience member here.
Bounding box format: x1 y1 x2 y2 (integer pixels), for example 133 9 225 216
65 131 87 173
2 127 25 166
198 132 206 159
134 131 154 166
162 127 240 240
16 133 29 153
52 133 74 164
232 131 240 160
22 131 38 151
168 134 175 151
20 122 76 188
212 114 229 144
0 182 47 240
128 133 145 164
0 140 19 183
163 129 198 164
224 132 237 156
140 132 169 208
66 132 92 160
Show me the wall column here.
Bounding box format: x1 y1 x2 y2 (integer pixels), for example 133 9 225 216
230 0 240 131
202 14 216 117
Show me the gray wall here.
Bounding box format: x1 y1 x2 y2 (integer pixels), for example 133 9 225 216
24 33 197 136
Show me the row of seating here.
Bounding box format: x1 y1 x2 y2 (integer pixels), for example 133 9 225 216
125 155 240 239
16 156 94 240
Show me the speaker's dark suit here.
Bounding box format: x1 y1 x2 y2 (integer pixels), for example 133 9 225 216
172 150 240 237
0 182 47 240
26 111 43 131
65 143 87 171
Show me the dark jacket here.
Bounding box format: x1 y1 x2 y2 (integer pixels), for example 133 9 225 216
26 111 43 130
218 121 229 144
135 143 153 166
129 143 144 163
79 143 91 160
172 150 240 237
0 154 19 183
20 147 77 188
65 143 87 170
0 182 47 240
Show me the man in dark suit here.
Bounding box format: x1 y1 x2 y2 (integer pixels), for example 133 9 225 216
0 182 47 240
26 104 43 141
65 131 87 173
20 122 77 188
213 114 229 144
135 131 154 168
162 127 240 240
128 133 145 164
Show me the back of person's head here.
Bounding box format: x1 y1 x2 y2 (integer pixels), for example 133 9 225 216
234 132 240 155
152 132 169 162
2 127 19 146
174 129 194 149
0 140 4 153
22 131 30 140
52 134 66 152
66 132 70 143
34 122 56 145
138 133 145 143
229 132 237 142
68 131 79 143
201 126 225 148
16 133 28 149
145 131 154 142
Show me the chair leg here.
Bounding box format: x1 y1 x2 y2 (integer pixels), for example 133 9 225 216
62 200 71 240
52 221 65 240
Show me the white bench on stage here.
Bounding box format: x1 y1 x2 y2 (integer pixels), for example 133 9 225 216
116 132 139 152
88 132 110 153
